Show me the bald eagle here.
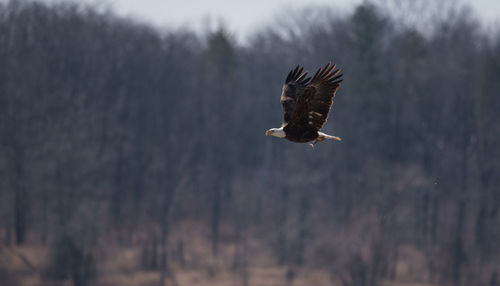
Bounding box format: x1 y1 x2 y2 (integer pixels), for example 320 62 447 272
265 63 343 147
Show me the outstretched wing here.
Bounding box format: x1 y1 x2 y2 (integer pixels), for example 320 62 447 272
289 62 343 131
280 66 311 126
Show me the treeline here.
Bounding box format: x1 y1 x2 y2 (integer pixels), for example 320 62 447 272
0 0 499 285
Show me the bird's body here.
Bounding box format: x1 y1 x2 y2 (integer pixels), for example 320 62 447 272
266 63 343 146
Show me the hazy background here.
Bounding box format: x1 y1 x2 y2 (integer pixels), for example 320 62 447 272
43 0 500 40
1 0 500 286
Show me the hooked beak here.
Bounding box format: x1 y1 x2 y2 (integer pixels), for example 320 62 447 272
265 130 271 136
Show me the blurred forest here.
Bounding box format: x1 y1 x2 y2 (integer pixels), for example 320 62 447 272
1 0 500 285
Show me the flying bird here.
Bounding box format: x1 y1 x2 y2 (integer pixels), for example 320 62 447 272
265 63 343 147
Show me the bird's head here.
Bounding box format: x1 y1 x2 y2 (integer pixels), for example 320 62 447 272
265 127 286 138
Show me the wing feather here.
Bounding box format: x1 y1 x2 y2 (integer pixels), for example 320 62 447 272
288 62 343 132
280 65 311 126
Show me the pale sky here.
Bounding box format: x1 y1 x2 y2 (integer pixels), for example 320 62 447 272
43 0 500 41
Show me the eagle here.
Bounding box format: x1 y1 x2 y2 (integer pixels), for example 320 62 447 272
265 62 343 147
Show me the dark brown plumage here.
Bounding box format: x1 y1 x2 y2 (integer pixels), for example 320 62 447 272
269 63 343 145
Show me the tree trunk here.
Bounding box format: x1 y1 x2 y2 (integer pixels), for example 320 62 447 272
13 145 27 245
211 185 222 256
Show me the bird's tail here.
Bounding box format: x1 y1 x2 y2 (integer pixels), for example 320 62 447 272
317 132 341 142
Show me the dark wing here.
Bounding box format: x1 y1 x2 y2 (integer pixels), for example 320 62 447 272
280 66 311 126
288 62 343 131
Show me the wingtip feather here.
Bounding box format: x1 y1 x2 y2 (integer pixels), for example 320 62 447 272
323 63 336 78
319 63 330 77
296 71 308 82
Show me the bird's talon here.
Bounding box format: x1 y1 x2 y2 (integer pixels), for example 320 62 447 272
310 140 318 148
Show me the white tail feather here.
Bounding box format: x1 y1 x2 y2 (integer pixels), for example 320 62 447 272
318 132 341 141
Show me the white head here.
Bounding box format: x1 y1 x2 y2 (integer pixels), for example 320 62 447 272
265 127 286 138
